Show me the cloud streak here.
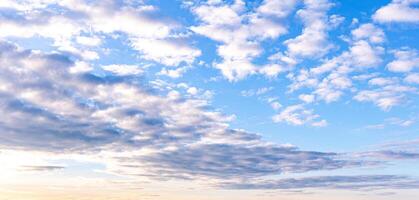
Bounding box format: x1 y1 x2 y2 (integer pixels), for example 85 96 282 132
221 175 419 190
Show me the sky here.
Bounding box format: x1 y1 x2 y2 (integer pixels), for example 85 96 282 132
0 0 418 199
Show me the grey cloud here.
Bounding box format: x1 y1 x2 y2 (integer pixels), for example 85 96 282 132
19 165 65 171
221 175 419 190
114 143 367 180
379 138 419 151
356 150 419 160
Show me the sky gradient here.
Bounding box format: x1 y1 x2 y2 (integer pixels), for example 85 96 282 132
0 0 419 199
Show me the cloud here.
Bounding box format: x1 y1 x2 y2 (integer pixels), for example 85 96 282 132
258 64 286 78
257 0 297 18
349 40 383 68
0 0 201 66
286 23 388 106
0 41 211 152
351 23 385 44
113 142 362 180
404 73 419 84
284 0 333 58
1 1 418 193
241 87 273 97
272 104 327 127
354 84 416 110
221 175 419 190
299 94 315 103
355 150 419 160
102 64 144 76
19 165 65 171
373 0 419 23
157 66 191 78
378 138 419 151
0 41 371 183
368 77 398 86
130 38 201 66
387 49 419 73
76 36 102 46
190 0 293 81
364 117 415 130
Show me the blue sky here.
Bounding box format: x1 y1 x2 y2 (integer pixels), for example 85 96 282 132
0 0 419 199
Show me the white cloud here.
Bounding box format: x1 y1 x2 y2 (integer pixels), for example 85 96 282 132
299 94 315 103
287 22 385 105
190 0 293 81
350 40 383 68
270 101 282 110
131 38 201 66
373 0 419 23
257 0 297 18
387 49 419 73
311 119 328 127
214 59 256 81
404 73 419 84
102 64 143 76
284 0 333 58
368 77 398 86
241 87 273 97
0 1 201 66
329 14 345 27
259 64 286 78
351 23 385 43
76 36 102 46
287 69 319 92
272 104 326 126
386 117 415 127
157 66 190 78
187 87 198 95
69 61 93 74
354 85 416 110
310 71 352 103
0 14 81 44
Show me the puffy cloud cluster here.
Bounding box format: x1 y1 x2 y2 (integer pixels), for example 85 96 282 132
0 41 233 153
284 22 418 111
373 0 419 23
387 49 419 73
354 84 416 111
190 0 296 81
284 0 333 58
0 0 201 67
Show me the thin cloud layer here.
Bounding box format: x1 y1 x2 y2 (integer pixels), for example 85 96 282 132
222 175 419 190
